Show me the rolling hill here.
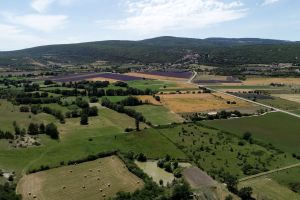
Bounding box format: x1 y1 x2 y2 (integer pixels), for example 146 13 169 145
0 36 299 67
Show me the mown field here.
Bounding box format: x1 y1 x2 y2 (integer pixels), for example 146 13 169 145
158 93 257 113
17 156 143 200
203 112 300 155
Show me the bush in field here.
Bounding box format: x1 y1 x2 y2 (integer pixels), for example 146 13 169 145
45 123 59 139
89 96 98 103
136 153 147 162
19 106 30 112
80 114 89 125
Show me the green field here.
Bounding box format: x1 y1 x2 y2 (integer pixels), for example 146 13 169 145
203 112 300 155
127 80 177 91
0 107 186 180
102 96 128 103
258 97 300 111
0 100 57 132
17 156 143 200
270 166 300 194
239 177 300 200
128 105 183 125
158 123 297 179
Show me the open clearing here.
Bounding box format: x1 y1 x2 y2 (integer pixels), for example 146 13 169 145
258 97 300 111
135 160 175 186
239 177 300 200
158 93 257 113
17 155 143 200
128 105 184 125
203 112 300 155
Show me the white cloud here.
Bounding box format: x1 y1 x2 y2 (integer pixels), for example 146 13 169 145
31 0 76 13
262 0 280 6
98 0 246 35
5 13 68 32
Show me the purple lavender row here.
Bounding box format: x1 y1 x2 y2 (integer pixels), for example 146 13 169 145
139 71 193 79
47 73 145 83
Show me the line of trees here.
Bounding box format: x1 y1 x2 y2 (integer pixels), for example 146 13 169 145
101 98 145 130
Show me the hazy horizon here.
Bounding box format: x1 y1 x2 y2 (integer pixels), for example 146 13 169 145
1 0 299 51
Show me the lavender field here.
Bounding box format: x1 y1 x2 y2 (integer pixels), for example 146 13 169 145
47 73 145 82
139 71 192 79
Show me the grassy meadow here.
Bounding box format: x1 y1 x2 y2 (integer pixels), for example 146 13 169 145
203 112 300 155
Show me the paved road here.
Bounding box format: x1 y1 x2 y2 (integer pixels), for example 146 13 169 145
189 71 300 119
239 162 300 182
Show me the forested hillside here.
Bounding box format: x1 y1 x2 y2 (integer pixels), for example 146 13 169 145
0 36 299 67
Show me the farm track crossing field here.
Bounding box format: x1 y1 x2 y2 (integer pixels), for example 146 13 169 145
17 156 144 200
203 112 300 155
239 177 300 200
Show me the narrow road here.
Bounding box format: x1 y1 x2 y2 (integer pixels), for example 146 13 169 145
188 71 300 119
239 162 300 182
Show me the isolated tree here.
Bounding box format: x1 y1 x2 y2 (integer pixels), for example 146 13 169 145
39 123 45 134
135 118 140 131
13 121 21 135
243 132 253 143
45 123 59 139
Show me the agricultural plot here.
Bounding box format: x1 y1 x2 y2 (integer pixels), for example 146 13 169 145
127 105 184 125
138 71 193 79
158 124 297 179
17 156 144 200
0 108 186 179
46 72 144 83
203 112 300 155
257 97 300 111
158 93 257 114
127 79 177 91
193 74 241 84
126 72 190 82
239 177 300 200
243 77 300 86
273 94 300 104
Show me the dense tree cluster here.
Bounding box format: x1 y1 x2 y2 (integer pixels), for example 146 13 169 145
0 183 21 200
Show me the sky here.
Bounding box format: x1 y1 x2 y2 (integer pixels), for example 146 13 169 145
0 0 299 50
